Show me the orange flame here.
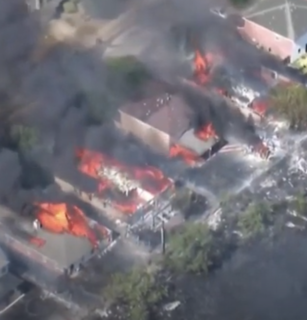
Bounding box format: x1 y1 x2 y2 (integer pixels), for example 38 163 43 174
76 149 171 213
169 144 201 165
193 50 213 84
252 142 270 159
195 123 217 141
35 202 106 248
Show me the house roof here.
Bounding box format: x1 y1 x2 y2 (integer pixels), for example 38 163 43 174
243 0 307 40
120 93 192 140
237 18 293 60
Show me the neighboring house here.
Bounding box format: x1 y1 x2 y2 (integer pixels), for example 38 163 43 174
240 0 307 61
237 18 293 60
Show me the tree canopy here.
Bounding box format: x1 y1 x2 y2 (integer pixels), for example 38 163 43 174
105 56 152 100
104 267 167 320
238 202 273 238
165 223 220 274
269 83 307 130
10 124 38 152
293 193 307 217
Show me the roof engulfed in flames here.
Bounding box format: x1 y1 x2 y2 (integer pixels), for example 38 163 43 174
35 202 108 248
75 148 171 214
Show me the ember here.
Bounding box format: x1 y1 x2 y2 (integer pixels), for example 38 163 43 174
76 149 171 213
35 202 105 248
194 123 217 141
169 144 201 165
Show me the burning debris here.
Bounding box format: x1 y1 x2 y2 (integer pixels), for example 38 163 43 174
97 166 142 196
34 202 109 248
244 141 271 160
76 149 171 214
169 143 201 165
194 123 217 140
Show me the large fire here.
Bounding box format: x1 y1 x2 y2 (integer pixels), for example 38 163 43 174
35 202 109 248
194 123 217 141
76 149 171 214
194 50 214 84
169 143 201 165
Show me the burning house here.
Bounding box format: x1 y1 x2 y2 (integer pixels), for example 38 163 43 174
75 148 174 225
116 92 226 166
0 201 113 278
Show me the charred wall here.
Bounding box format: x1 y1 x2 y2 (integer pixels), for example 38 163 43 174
118 111 171 155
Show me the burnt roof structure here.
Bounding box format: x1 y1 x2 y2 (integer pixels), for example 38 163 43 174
244 0 307 40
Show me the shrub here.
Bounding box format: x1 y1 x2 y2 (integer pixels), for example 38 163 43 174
165 223 219 274
238 202 272 237
105 267 167 320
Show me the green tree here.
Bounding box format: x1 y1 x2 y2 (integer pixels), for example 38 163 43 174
105 267 167 320
10 125 38 152
165 223 219 274
105 56 151 99
293 193 307 217
269 84 307 130
238 202 272 238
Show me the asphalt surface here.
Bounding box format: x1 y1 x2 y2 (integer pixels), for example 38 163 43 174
244 0 307 39
1 289 74 320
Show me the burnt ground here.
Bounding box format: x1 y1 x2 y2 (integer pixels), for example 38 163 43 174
183 150 269 198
